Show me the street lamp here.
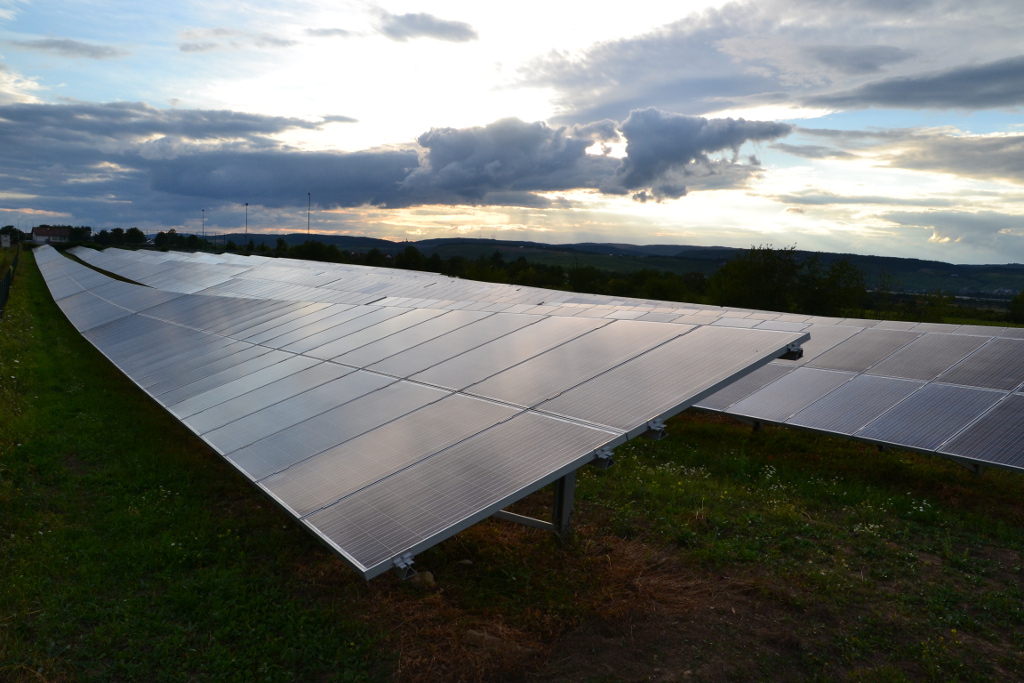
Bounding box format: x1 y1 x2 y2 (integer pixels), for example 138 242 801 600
201 208 205 242
307 192 311 235
245 203 248 238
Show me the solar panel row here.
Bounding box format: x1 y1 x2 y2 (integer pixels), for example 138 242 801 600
35 245 805 578
64 245 1024 474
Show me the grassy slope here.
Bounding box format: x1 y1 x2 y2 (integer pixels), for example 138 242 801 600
0 252 377 682
3 250 1024 682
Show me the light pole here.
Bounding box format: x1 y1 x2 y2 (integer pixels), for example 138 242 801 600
245 203 248 238
307 193 311 235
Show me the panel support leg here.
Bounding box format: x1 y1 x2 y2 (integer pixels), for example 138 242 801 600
553 470 576 540
492 470 578 541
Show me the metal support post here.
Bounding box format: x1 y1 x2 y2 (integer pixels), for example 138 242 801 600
552 470 576 539
392 552 417 580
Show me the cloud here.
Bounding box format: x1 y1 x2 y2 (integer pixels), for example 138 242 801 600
9 38 128 60
802 45 914 75
774 190 956 207
376 11 478 43
517 0 1024 121
0 100 793 229
883 210 1024 248
875 131 1024 185
399 117 608 202
772 143 856 159
178 28 298 52
145 149 419 208
0 64 42 105
179 42 218 53
321 114 359 124
305 28 351 38
605 108 792 198
810 55 1024 110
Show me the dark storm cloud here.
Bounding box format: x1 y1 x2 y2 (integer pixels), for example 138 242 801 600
0 101 336 152
809 55 1024 109
377 11 478 43
399 118 611 201
802 45 913 75
568 119 621 143
606 108 792 198
9 38 128 60
0 101 793 225
144 149 418 208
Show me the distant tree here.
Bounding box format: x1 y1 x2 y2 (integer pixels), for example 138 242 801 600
707 245 868 316
185 233 200 250
274 237 288 257
707 245 802 312
0 225 19 242
1009 288 1024 324
288 240 346 263
110 227 125 245
365 248 387 267
125 227 146 244
246 239 255 253
425 252 443 272
394 245 426 270
95 229 111 246
68 226 92 242
225 239 238 252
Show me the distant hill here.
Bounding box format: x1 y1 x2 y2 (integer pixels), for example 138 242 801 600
208 233 1024 297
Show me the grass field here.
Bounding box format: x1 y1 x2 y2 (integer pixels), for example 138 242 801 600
3 250 1024 682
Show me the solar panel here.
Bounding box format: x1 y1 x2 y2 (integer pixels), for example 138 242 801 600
728 367 854 423
694 363 794 412
934 338 1024 391
941 394 1024 468
856 384 1003 451
409 316 610 391
259 394 521 517
228 381 448 481
305 411 617 577
806 328 920 373
787 375 924 435
536 325 802 433
43 244 1024 580
201 370 391 454
865 333 988 381
466 320 686 408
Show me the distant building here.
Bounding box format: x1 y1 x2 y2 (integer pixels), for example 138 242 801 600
32 226 70 244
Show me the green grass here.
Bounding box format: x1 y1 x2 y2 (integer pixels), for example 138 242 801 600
4 250 1024 682
0 253 379 682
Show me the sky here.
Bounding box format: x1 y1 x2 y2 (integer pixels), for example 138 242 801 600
1 0 1023 264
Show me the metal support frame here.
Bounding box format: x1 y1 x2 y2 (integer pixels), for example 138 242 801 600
552 470 576 537
780 341 804 361
642 418 668 441
956 460 986 476
489 446 620 542
392 552 417 580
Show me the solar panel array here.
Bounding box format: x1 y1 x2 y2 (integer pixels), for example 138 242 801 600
35 245 806 579
64 245 1024 474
